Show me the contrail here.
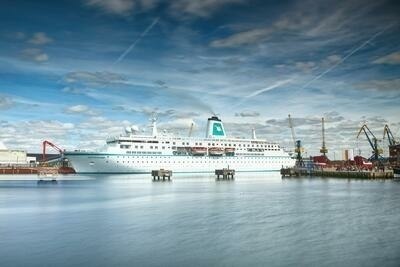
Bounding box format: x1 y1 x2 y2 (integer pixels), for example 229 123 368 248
245 78 292 99
300 24 394 90
235 78 292 108
113 17 160 65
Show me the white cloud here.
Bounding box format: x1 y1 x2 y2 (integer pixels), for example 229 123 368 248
169 0 244 18
294 61 316 73
0 95 14 110
85 0 135 15
21 48 49 62
28 32 53 45
210 28 272 48
14 32 26 40
235 111 260 117
85 0 243 17
64 71 126 86
356 79 400 91
0 120 76 152
373 51 400 65
65 105 99 116
210 0 386 49
34 53 49 62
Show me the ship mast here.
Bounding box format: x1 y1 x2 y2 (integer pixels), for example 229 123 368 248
150 113 158 137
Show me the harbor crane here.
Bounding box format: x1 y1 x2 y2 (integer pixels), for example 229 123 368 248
288 114 303 163
356 124 382 161
42 140 64 162
383 124 397 146
320 117 328 156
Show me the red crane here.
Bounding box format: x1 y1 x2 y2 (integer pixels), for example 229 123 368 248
42 140 64 162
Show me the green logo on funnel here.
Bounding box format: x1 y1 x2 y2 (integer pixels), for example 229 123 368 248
212 123 224 136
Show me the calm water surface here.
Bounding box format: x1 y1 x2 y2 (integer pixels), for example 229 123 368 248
0 173 399 267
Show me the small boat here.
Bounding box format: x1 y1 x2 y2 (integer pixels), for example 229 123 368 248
225 147 235 153
225 147 235 156
191 147 207 156
394 167 400 179
208 147 224 156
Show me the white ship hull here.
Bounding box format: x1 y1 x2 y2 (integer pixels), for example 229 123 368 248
65 152 295 174
64 116 296 174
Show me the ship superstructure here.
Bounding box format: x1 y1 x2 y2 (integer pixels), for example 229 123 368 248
64 116 295 173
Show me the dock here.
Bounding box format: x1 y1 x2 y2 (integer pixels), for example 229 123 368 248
281 167 394 179
0 167 38 175
151 169 172 181
37 167 59 181
215 168 235 180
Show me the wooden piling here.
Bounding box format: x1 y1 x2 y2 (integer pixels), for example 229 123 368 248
215 168 235 180
151 169 172 181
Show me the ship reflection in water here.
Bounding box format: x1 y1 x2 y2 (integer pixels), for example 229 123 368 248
0 173 400 266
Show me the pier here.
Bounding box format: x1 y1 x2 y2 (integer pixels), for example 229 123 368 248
281 167 394 179
152 169 172 181
0 167 37 175
215 168 235 180
37 167 59 181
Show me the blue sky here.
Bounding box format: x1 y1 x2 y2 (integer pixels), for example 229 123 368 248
0 0 399 158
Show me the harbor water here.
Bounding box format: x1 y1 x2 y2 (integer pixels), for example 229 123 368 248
1 173 400 266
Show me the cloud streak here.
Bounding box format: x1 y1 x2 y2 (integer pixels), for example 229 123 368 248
20 48 49 62
298 23 395 91
373 51 400 65
28 32 53 45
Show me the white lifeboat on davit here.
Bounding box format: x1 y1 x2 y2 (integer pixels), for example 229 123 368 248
191 147 207 156
208 147 224 156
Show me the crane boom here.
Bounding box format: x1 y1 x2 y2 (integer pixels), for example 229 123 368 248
288 114 296 148
383 124 396 146
320 117 328 155
357 124 375 149
356 124 381 161
288 114 303 163
42 140 64 162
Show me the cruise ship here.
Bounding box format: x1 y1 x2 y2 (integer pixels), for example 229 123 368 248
64 116 295 173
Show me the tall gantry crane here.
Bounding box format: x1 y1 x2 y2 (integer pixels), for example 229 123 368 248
288 114 303 163
383 124 397 146
320 117 328 156
356 124 382 161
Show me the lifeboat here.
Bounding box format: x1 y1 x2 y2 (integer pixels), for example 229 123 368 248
208 147 224 156
191 147 207 156
225 147 235 156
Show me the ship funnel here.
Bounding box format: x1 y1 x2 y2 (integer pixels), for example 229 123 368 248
206 116 226 138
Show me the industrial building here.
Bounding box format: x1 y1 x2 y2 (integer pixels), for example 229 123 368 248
0 141 36 166
389 144 400 165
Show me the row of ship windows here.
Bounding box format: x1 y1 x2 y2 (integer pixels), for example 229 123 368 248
120 145 280 151
125 151 163 155
109 156 287 159
117 140 277 149
121 145 166 149
107 160 289 164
